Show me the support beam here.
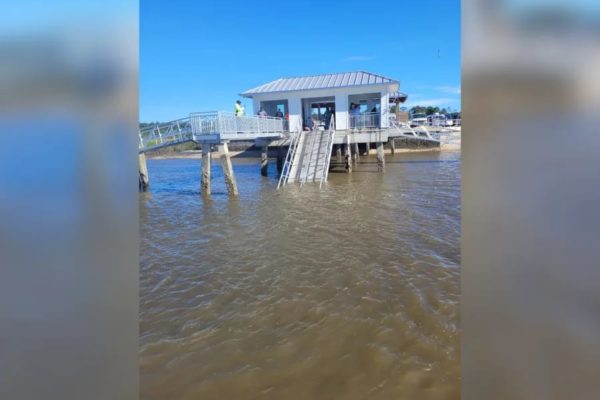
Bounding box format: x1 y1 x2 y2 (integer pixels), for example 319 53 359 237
344 136 352 173
276 146 283 174
138 153 149 191
261 145 268 176
219 142 239 196
201 144 211 195
376 142 385 172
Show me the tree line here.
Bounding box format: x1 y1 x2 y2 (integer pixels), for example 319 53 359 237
391 105 460 118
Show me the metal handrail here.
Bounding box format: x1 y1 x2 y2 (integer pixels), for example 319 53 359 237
388 115 440 143
349 111 381 130
276 119 302 189
319 116 336 187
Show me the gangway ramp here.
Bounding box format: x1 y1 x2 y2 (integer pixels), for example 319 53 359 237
278 120 335 188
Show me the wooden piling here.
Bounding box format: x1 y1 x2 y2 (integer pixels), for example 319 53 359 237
353 142 360 165
138 153 149 191
365 141 370 156
261 146 268 176
201 144 211 195
219 142 239 196
345 138 352 173
389 138 395 155
376 142 385 172
336 145 342 163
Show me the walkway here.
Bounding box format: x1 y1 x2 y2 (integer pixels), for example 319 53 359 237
139 112 287 153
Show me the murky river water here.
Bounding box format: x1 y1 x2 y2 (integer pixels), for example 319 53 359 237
140 150 461 399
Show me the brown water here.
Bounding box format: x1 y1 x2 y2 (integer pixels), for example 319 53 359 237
140 150 461 399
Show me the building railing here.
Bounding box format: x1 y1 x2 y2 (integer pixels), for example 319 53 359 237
190 111 284 136
138 117 193 150
348 112 381 129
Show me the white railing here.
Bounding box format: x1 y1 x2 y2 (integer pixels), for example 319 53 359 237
320 115 336 187
348 112 380 130
138 118 193 151
190 111 284 137
388 115 440 142
277 119 303 189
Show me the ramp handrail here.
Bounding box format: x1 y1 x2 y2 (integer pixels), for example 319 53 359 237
139 117 193 152
189 111 284 137
388 115 440 143
277 118 302 189
319 116 336 187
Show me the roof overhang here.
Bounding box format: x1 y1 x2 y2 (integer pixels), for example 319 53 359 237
240 82 399 98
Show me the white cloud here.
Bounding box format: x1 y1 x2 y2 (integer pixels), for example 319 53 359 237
434 85 461 95
343 55 374 62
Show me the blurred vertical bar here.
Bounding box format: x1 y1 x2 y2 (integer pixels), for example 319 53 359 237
0 2 138 399
463 0 600 399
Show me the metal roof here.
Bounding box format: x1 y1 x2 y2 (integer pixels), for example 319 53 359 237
241 71 398 97
389 91 408 103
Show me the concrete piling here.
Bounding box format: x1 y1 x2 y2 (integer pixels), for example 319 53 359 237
261 146 269 176
353 142 360 165
336 145 342 163
201 144 211 195
376 142 385 172
344 144 352 173
389 138 396 155
219 142 239 196
138 153 149 191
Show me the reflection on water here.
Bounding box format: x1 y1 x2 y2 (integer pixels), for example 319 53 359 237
140 151 461 399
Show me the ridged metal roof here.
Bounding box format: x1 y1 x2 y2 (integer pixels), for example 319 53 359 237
241 71 398 97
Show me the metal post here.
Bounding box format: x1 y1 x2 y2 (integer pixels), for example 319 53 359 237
201 144 211 195
219 142 239 196
156 124 163 144
376 142 385 172
261 145 268 176
138 153 149 191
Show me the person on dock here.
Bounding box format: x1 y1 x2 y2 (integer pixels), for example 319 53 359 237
275 109 283 118
350 103 360 128
234 100 245 116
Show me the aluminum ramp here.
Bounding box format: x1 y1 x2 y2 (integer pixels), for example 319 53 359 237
278 120 335 188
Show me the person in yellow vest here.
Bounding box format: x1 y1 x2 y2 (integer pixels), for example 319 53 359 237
234 100 245 116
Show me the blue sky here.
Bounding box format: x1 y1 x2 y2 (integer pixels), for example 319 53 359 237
141 0 460 122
